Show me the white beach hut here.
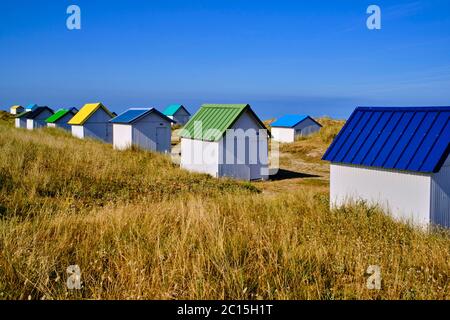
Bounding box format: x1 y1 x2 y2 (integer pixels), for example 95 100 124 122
15 111 29 128
25 104 38 111
10 105 24 115
25 106 54 130
271 114 322 143
323 106 450 228
68 103 114 142
46 108 78 130
110 108 174 152
180 104 270 181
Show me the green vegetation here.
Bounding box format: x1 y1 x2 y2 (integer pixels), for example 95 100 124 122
0 116 448 300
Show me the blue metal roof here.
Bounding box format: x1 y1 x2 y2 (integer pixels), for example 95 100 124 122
271 114 320 128
110 108 174 124
322 107 450 173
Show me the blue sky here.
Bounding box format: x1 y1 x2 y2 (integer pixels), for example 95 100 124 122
1 0 449 119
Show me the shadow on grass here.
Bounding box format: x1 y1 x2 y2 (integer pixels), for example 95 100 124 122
269 168 320 181
0 205 7 218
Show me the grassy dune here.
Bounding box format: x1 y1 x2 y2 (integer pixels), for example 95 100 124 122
0 113 448 300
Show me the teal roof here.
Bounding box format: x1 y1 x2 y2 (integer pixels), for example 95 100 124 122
26 104 38 111
180 104 268 142
163 104 190 116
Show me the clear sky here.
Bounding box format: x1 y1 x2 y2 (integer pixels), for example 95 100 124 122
1 0 449 119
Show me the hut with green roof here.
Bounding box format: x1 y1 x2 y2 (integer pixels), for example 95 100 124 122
179 104 270 181
46 108 78 131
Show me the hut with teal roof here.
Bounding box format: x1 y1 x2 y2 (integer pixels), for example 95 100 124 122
163 104 191 126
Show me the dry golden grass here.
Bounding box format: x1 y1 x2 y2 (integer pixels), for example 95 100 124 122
0 111 14 127
279 117 345 162
0 116 449 300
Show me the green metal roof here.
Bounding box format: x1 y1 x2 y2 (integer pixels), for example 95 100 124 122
180 104 268 142
45 109 72 123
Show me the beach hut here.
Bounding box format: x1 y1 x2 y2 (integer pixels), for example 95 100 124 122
25 104 38 111
25 106 54 130
10 105 24 115
68 103 114 142
180 104 270 181
110 108 174 152
163 104 191 125
271 115 322 143
15 111 30 128
46 108 78 130
323 106 450 228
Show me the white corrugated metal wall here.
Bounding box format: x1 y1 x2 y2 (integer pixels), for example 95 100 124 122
330 163 431 226
26 119 34 130
71 125 84 138
82 108 112 142
113 124 133 150
271 127 295 143
132 112 171 153
15 118 26 128
54 112 75 131
431 155 450 228
27 110 54 130
180 138 219 177
219 110 269 180
294 118 321 136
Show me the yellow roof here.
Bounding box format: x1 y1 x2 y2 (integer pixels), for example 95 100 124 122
11 105 23 110
68 103 113 125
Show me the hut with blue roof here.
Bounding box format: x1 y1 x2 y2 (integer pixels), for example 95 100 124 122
15 111 30 128
110 108 174 152
25 106 54 130
271 114 322 142
25 104 38 111
163 104 191 126
323 106 450 228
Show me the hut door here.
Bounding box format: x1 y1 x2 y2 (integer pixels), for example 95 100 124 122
156 127 167 152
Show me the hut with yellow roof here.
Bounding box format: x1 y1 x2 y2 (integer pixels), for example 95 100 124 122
10 105 24 115
68 103 115 142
